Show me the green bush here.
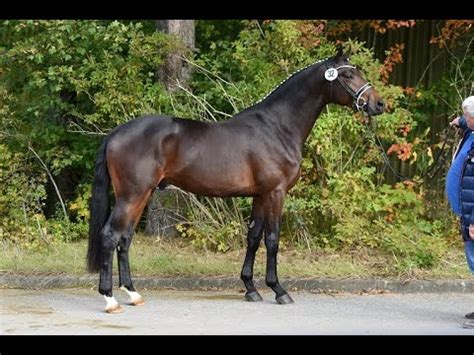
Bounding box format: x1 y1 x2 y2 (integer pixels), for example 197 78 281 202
0 20 178 248
0 20 461 269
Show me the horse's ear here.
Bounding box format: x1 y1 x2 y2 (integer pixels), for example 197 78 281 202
335 44 344 59
344 44 352 58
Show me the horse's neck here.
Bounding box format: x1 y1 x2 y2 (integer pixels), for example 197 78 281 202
298 99 326 144
261 69 327 148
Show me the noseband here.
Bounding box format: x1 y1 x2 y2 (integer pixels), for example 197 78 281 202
326 64 373 112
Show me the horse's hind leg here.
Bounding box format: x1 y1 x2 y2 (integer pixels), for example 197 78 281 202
117 192 153 307
117 234 132 291
118 237 144 306
98 208 124 314
99 191 152 313
240 196 265 302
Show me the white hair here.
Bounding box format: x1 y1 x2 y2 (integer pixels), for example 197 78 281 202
462 96 474 117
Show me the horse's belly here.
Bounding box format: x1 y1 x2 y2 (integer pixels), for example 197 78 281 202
167 163 257 197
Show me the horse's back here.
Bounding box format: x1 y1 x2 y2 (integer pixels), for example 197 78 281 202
104 112 294 197
108 114 175 141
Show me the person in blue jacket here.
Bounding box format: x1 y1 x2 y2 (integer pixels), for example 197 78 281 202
445 95 474 329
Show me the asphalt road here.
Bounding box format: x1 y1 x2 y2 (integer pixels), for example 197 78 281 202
1 288 473 335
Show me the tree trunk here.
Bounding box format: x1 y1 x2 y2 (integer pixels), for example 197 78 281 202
155 20 195 92
145 20 195 238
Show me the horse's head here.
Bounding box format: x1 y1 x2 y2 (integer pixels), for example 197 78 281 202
323 46 384 117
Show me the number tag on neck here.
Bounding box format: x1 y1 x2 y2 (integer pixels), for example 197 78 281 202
325 68 338 81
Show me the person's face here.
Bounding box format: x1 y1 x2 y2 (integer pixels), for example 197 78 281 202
464 110 474 130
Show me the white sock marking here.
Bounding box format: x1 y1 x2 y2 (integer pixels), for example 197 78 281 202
120 286 142 303
104 295 119 310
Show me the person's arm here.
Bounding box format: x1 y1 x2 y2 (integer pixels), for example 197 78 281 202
451 115 468 129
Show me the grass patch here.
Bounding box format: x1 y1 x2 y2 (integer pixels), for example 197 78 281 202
0 234 471 279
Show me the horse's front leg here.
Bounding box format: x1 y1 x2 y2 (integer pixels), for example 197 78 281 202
263 189 294 304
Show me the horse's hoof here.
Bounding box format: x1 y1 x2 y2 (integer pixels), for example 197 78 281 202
462 320 474 329
245 291 263 302
105 304 123 314
128 296 145 306
465 312 474 319
276 294 294 305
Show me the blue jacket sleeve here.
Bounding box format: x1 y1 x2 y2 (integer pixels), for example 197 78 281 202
459 115 468 130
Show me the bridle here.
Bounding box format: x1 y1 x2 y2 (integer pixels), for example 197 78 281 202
326 64 373 113
325 62 454 184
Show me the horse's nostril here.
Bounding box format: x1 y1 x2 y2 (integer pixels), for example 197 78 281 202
376 100 384 108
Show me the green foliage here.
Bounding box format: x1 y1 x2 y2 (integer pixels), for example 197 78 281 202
191 20 336 118
0 19 460 271
0 143 86 248
164 20 454 269
173 191 251 252
1 20 176 126
0 20 178 248
176 220 243 253
68 183 92 221
0 143 50 248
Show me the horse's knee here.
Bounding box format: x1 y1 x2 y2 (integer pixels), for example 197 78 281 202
248 217 264 234
265 235 279 254
247 218 264 250
248 236 262 252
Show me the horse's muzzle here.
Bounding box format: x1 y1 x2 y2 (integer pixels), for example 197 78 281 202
366 100 384 116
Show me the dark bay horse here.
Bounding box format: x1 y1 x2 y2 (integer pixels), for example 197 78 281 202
87 48 384 313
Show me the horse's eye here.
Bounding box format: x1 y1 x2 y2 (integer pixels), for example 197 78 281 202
343 71 353 79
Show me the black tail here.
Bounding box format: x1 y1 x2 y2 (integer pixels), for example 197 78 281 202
87 136 111 273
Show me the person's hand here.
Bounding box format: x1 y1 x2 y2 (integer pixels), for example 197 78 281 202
469 224 474 239
450 116 461 127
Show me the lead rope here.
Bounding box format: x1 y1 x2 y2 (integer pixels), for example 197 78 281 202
366 124 458 182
